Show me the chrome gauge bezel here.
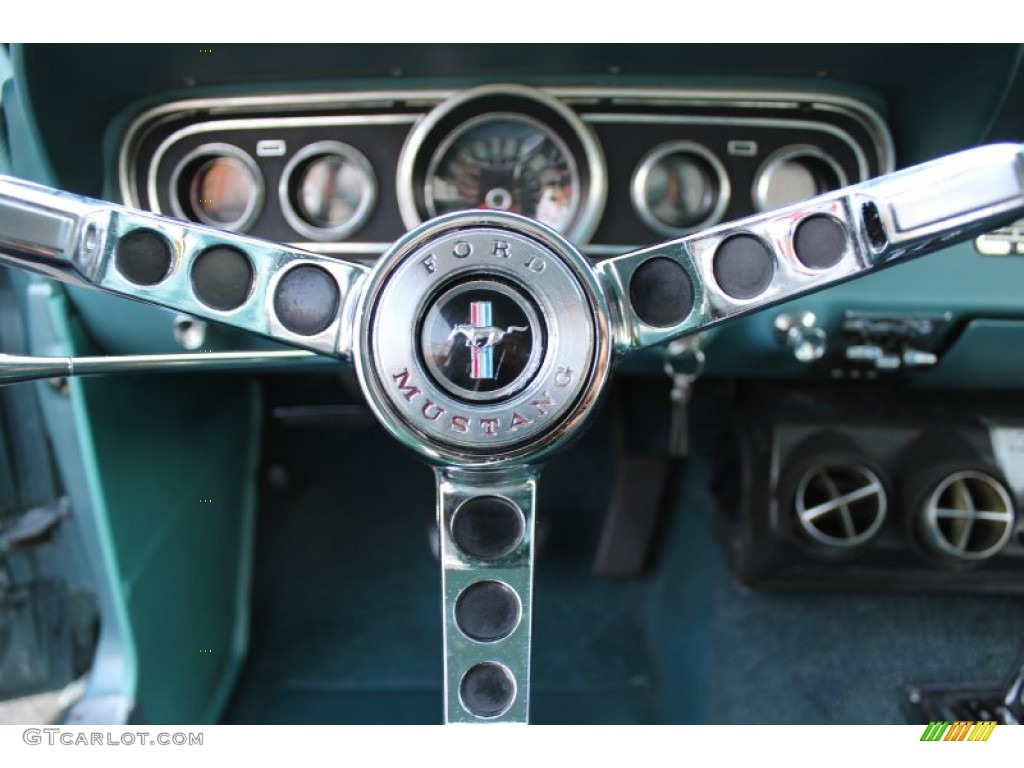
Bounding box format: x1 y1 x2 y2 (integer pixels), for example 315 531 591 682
278 140 377 242
397 84 607 245
423 111 583 234
630 140 731 237
753 144 849 213
169 142 264 233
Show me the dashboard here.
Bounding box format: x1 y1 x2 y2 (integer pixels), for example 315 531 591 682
118 84 890 259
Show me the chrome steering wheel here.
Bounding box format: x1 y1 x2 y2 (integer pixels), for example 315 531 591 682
0 143 1022 722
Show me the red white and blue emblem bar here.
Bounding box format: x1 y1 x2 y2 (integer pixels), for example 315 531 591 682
470 301 493 380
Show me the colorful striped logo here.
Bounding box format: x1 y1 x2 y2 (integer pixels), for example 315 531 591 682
920 720 997 742
469 301 494 380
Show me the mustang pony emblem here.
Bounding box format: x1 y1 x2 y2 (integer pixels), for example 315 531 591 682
449 301 529 380
448 324 530 349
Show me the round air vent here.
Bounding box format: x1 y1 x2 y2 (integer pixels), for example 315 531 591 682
918 470 1015 561
793 461 888 548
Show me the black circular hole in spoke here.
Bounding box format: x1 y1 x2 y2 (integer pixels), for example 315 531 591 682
460 662 516 718
452 496 524 560
115 228 172 286
712 234 775 299
273 265 340 336
628 257 694 328
190 246 254 311
455 581 520 642
794 214 847 269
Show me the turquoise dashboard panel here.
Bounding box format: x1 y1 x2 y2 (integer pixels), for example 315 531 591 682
915 319 1024 389
700 241 1024 386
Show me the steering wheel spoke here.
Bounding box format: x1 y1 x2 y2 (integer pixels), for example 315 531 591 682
437 468 537 723
598 143 1024 354
0 175 368 359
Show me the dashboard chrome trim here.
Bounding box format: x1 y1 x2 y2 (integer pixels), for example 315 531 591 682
753 144 850 213
563 87 893 174
584 112 871 182
630 140 732 237
141 114 419 219
119 85 894 258
119 91 452 207
121 86 892 199
395 84 608 246
422 110 583 232
277 140 378 242
168 142 265 233
810 100 895 175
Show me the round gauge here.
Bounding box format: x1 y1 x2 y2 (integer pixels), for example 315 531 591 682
632 142 730 236
425 114 580 234
280 141 377 241
397 84 606 243
171 143 263 232
754 145 848 212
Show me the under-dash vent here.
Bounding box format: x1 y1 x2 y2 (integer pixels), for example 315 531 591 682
919 470 1016 561
793 462 888 548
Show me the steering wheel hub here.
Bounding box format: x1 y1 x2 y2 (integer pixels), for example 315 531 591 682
420 277 544 403
354 211 611 465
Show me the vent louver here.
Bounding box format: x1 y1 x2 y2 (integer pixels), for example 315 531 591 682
920 470 1015 561
794 462 887 548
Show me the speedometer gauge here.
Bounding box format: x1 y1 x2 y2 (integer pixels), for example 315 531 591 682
397 85 606 243
425 115 580 234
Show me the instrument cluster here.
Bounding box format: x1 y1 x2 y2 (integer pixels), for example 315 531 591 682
120 84 893 259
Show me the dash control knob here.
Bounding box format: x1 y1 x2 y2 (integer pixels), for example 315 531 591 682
774 311 827 363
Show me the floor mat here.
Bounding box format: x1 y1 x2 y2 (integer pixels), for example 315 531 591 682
707 576 1024 723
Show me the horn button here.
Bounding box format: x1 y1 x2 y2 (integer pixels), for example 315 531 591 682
357 214 606 461
420 278 545 403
